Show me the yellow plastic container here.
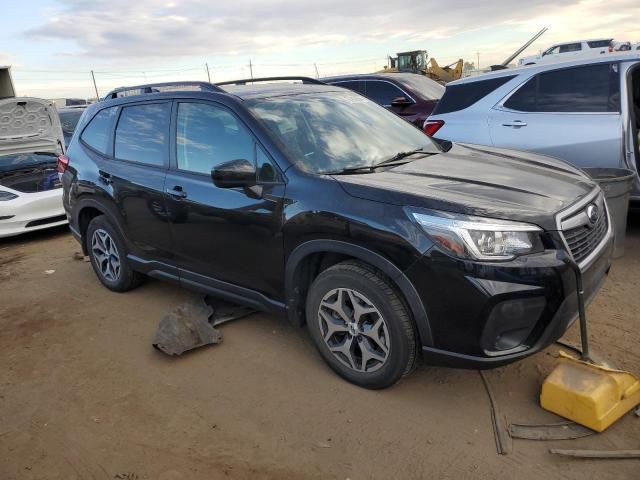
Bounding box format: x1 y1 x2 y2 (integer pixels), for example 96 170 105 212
540 352 640 432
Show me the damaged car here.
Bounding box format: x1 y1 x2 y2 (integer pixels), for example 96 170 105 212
62 79 613 389
0 97 67 238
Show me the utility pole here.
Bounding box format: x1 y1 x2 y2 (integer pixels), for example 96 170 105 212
205 63 211 83
476 51 480 73
314 63 320 79
90 70 99 99
249 60 254 80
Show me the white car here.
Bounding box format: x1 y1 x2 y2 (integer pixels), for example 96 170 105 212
424 53 640 198
0 97 67 238
518 38 614 66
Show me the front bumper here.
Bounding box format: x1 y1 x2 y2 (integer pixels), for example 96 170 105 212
0 188 67 238
404 230 613 369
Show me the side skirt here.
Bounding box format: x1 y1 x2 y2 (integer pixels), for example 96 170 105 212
127 254 286 316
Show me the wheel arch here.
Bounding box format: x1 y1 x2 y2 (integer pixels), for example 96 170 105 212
285 239 433 347
74 197 126 255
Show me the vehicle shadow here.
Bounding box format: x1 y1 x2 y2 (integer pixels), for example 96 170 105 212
0 224 71 247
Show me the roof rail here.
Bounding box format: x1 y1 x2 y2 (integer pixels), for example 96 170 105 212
102 81 225 100
216 76 325 86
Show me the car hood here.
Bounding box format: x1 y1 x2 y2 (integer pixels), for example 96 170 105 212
0 97 64 156
333 143 596 231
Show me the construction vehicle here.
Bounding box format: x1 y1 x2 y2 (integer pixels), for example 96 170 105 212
381 50 463 83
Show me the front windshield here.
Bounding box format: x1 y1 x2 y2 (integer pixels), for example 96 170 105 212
0 152 58 172
396 75 445 100
247 91 439 174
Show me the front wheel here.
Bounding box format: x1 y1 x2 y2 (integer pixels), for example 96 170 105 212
305 261 417 389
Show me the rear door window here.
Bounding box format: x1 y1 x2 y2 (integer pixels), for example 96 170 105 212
559 43 582 53
80 107 117 154
363 81 405 106
431 76 516 115
331 80 365 95
114 103 171 166
503 63 620 113
588 40 611 48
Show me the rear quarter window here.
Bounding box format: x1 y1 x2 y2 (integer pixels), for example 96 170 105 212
114 103 171 166
80 107 117 154
431 76 516 115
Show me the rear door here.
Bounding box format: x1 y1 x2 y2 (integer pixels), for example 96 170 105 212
95 101 174 264
164 100 286 299
488 63 623 168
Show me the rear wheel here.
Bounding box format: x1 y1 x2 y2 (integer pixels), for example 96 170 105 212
86 215 142 292
305 260 417 389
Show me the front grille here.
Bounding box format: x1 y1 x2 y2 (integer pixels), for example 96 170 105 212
560 194 608 264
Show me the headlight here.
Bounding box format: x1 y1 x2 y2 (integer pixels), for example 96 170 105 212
409 208 544 261
0 190 18 201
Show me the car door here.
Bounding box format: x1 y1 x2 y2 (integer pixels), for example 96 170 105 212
488 62 623 169
92 102 174 265
164 100 286 299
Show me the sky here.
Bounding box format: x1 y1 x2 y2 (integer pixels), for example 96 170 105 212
2 0 639 99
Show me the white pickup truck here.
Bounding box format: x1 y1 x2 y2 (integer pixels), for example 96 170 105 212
519 38 617 66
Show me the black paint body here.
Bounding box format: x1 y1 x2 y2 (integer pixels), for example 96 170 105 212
62 85 612 368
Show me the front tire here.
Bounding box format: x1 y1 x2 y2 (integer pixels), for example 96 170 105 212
305 260 417 389
86 215 142 292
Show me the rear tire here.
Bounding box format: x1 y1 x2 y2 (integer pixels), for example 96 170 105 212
305 260 417 389
86 215 143 292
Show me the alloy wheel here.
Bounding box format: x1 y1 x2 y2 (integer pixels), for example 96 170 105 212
317 288 390 373
91 228 121 282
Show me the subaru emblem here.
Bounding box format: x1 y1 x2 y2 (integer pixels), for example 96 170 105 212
586 204 599 225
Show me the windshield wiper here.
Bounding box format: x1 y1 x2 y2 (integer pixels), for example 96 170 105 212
373 148 431 167
325 149 434 175
324 160 413 175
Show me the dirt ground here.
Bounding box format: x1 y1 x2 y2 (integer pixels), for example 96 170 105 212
1 216 639 480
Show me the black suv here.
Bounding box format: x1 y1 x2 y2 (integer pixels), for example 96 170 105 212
60 79 613 389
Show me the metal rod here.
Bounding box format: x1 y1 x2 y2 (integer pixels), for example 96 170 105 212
249 60 253 80
205 63 211 83
565 257 592 363
500 27 548 67
90 70 99 99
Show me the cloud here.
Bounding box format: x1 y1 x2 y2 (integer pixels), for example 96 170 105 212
26 0 581 59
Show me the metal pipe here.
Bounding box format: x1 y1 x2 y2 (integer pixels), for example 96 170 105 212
564 256 592 363
499 27 548 67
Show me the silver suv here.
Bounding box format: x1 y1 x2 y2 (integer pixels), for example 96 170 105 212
424 53 640 198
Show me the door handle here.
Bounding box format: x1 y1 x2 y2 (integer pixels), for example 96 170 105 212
166 186 187 199
502 120 527 128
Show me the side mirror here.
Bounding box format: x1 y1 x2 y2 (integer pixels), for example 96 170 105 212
212 159 256 188
391 96 412 107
